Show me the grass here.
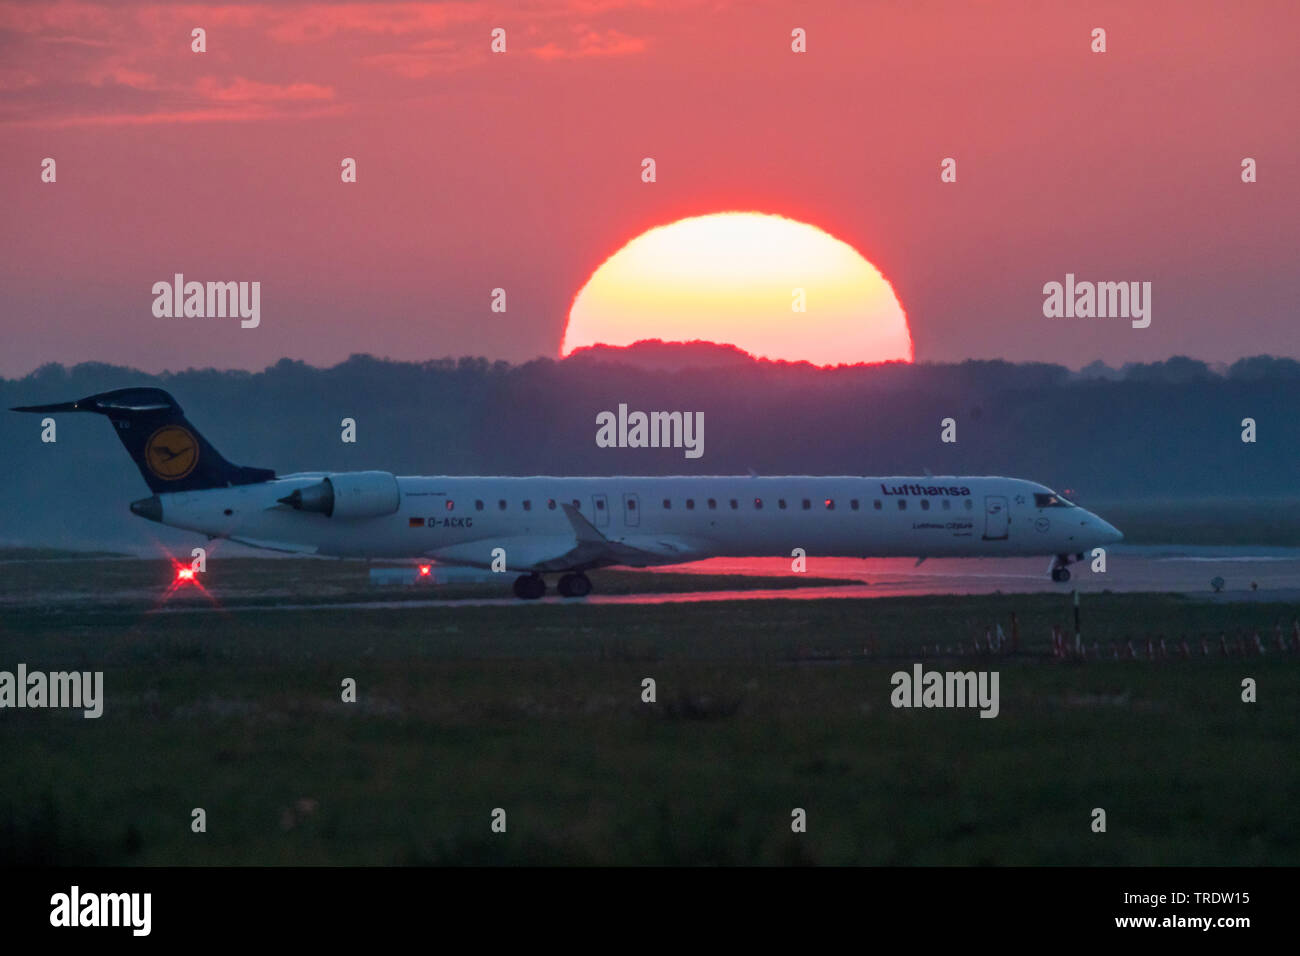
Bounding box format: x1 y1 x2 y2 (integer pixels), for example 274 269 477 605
2 575 1298 866
1087 497 1300 546
0 546 126 561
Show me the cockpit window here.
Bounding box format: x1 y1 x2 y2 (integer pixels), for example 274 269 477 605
1034 492 1075 508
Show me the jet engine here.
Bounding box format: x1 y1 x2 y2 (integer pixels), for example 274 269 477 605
278 471 400 519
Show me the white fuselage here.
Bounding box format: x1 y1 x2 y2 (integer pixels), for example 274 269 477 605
149 474 1123 572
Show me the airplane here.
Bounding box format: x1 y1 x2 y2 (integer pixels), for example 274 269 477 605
13 387 1123 599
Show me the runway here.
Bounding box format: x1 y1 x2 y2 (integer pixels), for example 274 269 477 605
140 545 1300 613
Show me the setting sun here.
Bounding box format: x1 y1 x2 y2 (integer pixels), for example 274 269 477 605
561 212 913 365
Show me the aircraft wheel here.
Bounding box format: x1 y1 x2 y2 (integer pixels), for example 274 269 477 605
513 574 546 600
1051 566 1071 583
558 572 592 598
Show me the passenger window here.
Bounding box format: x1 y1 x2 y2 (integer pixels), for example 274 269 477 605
596 499 605 510
778 499 787 510
824 498 835 510
445 500 455 511
964 499 973 510
523 500 531 511
873 500 882 510
547 498 556 510
475 500 484 511
628 499 637 510
754 498 763 509
572 499 581 509
898 499 907 510
498 500 507 511
920 499 930 510
729 499 738 510
851 499 860 511
801 499 811 510
686 499 695 510
707 498 717 510
663 499 672 509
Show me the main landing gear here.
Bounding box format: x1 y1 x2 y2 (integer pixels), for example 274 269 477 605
557 572 592 598
513 574 545 600
512 572 592 600
1049 552 1085 583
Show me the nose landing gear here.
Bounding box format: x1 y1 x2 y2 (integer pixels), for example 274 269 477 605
1049 552 1084 583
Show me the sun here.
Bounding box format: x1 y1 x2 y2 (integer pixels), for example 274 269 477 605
561 212 913 365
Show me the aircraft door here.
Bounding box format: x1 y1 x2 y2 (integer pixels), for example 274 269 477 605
983 495 1009 540
623 493 639 527
593 493 610 528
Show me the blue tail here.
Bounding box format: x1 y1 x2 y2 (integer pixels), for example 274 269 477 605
12 387 274 493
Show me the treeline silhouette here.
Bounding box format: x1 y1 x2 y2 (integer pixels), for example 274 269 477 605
2 347 1297 550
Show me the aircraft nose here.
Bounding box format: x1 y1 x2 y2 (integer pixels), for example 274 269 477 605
1097 518 1123 543
130 495 163 523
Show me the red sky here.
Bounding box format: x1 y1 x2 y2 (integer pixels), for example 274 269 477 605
1 0 1297 376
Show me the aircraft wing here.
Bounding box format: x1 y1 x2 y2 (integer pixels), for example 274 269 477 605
229 535 320 555
427 503 711 572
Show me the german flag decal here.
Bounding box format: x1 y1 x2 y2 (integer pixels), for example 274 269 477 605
409 517 424 528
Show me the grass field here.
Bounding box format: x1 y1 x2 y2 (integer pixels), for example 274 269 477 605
2 556 1297 866
1086 497 1300 546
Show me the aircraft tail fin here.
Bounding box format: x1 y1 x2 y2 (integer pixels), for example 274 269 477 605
12 387 275 493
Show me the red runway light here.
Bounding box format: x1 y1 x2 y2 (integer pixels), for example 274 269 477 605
419 565 431 576
150 546 217 609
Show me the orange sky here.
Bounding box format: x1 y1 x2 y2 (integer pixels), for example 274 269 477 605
1 0 1297 375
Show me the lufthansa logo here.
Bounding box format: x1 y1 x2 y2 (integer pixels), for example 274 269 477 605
145 425 199 480
1034 517 1050 533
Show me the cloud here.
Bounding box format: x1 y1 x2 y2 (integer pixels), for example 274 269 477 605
262 2 482 44
6 103 348 128
0 0 657 126
0 69 41 92
89 67 158 90
195 76 335 103
360 37 474 79
531 27 647 60
38 35 111 48
0 2 342 126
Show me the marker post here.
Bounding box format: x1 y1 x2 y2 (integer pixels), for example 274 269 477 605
1073 590 1081 654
